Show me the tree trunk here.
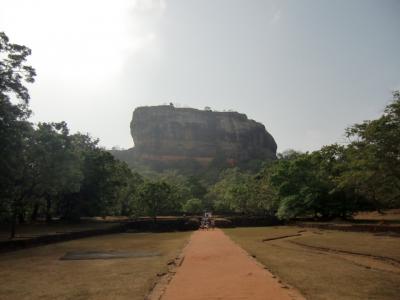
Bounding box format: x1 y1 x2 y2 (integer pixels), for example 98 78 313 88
31 203 39 222
371 189 384 214
10 211 17 239
18 211 25 224
45 196 52 223
10 195 24 239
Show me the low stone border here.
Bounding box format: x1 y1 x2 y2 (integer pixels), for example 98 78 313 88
295 222 400 233
0 216 285 253
0 224 127 253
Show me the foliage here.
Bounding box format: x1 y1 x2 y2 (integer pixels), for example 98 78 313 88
270 147 356 220
0 31 36 103
138 181 174 221
31 122 83 221
209 168 277 215
340 91 400 209
118 171 144 218
206 92 400 220
0 33 147 235
0 32 36 236
182 198 203 214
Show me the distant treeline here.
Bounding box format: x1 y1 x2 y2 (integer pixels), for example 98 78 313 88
209 91 400 220
139 91 400 221
122 91 400 222
1 32 399 239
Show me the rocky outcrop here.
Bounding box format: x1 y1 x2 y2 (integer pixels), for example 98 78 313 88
129 105 277 165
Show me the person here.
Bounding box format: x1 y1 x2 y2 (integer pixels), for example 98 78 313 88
210 218 215 230
200 218 205 230
204 219 209 230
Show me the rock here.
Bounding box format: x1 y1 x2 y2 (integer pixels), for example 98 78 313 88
129 105 277 165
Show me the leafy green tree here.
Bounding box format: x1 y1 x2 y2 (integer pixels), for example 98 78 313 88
139 181 173 222
0 32 36 237
187 176 207 199
207 168 237 213
76 148 127 219
340 92 400 210
277 149 303 160
47 132 133 221
182 198 203 214
157 170 192 211
285 155 319 219
314 145 362 218
32 122 83 222
118 171 144 218
209 168 276 215
0 32 36 103
253 165 280 215
271 150 354 220
0 121 35 237
270 154 319 219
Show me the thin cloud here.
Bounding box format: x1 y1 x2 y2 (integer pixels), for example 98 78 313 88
270 9 281 25
132 0 166 14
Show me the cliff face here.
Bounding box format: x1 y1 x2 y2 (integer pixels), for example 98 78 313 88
130 105 277 164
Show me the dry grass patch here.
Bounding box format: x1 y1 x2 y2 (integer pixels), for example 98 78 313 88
0 231 190 300
294 230 400 262
224 226 400 300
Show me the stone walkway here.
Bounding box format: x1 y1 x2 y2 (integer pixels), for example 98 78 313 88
161 229 304 300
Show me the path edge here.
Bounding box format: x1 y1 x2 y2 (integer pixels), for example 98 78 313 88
145 232 193 300
221 229 306 300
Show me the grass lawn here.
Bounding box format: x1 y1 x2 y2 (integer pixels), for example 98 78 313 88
224 226 400 300
0 231 190 300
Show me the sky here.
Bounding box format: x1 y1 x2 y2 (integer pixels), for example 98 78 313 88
1 0 399 152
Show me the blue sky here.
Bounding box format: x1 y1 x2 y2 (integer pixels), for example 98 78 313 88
1 0 399 152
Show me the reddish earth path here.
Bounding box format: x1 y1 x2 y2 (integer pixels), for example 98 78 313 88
161 229 304 300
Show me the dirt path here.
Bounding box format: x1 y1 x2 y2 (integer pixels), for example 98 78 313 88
159 229 304 300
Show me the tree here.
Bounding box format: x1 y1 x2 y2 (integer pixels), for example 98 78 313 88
254 165 280 215
270 144 366 220
0 32 36 237
32 122 83 222
118 171 144 218
0 32 36 103
339 92 400 210
157 170 191 212
208 168 271 215
270 154 319 219
139 181 173 222
76 149 126 218
187 176 207 199
57 132 135 221
0 119 34 237
270 151 352 220
277 149 303 160
182 198 203 214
